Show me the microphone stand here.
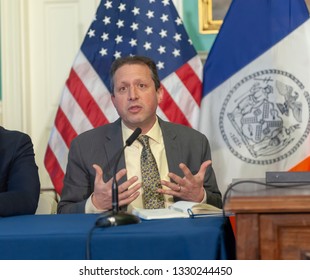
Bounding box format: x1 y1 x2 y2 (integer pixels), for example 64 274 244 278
96 128 142 227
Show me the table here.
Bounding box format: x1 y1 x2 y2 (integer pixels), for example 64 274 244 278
224 179 310 259
0 214 235 260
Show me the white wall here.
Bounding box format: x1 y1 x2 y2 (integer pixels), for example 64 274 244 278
0 0 99 190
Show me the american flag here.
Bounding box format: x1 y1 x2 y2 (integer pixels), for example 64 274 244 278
44 0 203 195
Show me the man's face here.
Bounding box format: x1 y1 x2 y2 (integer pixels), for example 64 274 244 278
111 63 163 133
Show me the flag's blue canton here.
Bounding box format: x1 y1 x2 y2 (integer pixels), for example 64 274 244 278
81 0 197 89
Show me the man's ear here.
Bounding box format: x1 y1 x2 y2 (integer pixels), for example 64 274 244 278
157 86 164 104
111 94 116 106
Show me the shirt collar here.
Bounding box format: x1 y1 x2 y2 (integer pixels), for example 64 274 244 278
121 117 162 147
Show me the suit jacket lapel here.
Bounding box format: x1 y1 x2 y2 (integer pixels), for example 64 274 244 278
159 119 183 178
102 119 127 184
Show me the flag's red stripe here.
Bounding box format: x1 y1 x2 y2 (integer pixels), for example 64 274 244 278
175 63 202 106
160 86 191 127
66 69 109 127
44 146 65 195
54 107 78 148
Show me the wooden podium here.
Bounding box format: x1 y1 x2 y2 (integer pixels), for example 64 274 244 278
224 179 310 259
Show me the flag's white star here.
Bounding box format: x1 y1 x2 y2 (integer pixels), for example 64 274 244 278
159 29 168 38
116 19 124 28
87 29 95 38
143 42 152 50
104 0 112 9
161 14 169 22
149 0 155 3
132 7 140 15
173 33 182 42
146 10 154 19
188 38 193 45
118 3 126 12
129 38 137 47
175 17 182 26
157 45 166 54
157 61 165 70
145 26 153 35
162 0 170 6
103 16 111 25
101 32 109 41
100 48 108 56
131 22 139 31
172 48 181 57
114 51 122 59
115 35 123 44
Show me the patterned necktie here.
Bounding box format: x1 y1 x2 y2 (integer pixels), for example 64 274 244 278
138 135 165 209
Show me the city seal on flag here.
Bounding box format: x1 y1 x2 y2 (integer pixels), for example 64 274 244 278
220 69 310 165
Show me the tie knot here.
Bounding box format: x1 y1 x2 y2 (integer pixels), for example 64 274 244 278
138 135 150 148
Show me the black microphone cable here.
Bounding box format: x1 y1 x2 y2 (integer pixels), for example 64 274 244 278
85 218 113 260
221 179 310 217
85 224 97 260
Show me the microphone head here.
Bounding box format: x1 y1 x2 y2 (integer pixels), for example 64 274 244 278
125 127 142 146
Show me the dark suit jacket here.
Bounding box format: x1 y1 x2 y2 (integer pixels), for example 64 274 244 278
58 118 222 213
0 126 40 217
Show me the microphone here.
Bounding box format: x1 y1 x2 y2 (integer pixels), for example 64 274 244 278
96 127 142 227
125 127 142 146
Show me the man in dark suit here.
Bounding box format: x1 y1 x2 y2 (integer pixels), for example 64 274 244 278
0 126 40 217
58 56 222 214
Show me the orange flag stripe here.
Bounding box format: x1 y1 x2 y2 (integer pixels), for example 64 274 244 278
289 156 310 171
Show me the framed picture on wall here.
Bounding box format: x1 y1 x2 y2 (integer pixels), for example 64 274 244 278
198 0 231 34
306 0 310 11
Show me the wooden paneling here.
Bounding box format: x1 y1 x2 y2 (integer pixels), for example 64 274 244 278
235 214 260 259
260 214 310 259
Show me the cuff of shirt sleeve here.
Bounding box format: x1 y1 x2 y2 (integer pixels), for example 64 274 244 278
200 189 207 203
85 193 107 214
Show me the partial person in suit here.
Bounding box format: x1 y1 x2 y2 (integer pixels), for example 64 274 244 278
0 126 40 217
58 55 222 214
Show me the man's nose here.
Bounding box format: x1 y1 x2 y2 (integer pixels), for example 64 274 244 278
128 86 138 100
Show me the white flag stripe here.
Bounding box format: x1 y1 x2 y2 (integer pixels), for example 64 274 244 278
188 55 203 81
60 86 93 134
156 106 169 122
162 73 200 127
73 51 119 122
48 127 69 173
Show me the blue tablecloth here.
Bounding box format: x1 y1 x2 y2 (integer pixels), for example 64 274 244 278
0 214 235 260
